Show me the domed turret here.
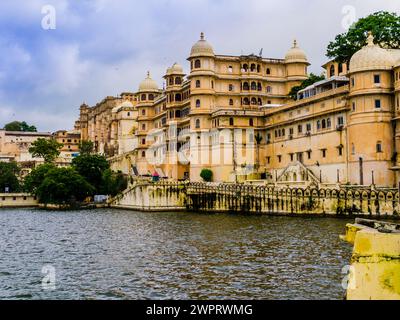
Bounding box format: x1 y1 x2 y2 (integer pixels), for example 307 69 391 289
190 32 215 58
285 40 308 64
350 32 395 73
166 63 185 76
138 72 159 92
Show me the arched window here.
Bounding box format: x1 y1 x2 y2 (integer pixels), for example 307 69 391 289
251 98 257 105
251 82 257 90
148 94 154 101
257 82 262 91
243 64 248 72
141 109 146 116
329 65 335 78
317 120 321 130
327 118 331 128
142 151 146 158
175 110 181 118
194 59 201 68
266 86 272 93
195 119 200 129
243 98 250 105
228 66 233 73
196 99 201 108
249 118 254 126
141 124 146 131
322 119 326 129
266 68 271 75
196 80 201 88
257 65 261 73
175 93 182 101
211 81 214 89
250 64 256 72
243 82 249 91
258 98 262 106
229 99 234 106
141 94 146 101
229 118 234 126
229 84 234 91
175 77 182 85
169 78 174 85
376 141 382 153
338 63 343 74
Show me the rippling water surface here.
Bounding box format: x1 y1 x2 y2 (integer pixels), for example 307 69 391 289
0 208 352 300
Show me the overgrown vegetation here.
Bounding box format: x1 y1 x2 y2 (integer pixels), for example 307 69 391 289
3 121 37 132
288 73 325 100
0 162 21 193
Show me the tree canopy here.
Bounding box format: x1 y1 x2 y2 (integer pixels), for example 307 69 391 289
288 73 325 100
24 163 56 194
327 11 400 63
29 138 63 163
3 121 37 132
0 162 21 193
71 154 110 194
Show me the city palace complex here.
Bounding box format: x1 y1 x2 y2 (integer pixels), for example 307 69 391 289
3 32 400 188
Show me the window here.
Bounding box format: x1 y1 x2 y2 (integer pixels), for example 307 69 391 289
306 123 311 132
141 138 146 145
243 82 249 91
251 82 257 90
195 119 200 129
266 86 272 93
141 124 146 131
194 59 201 68
142 109 146 116
317 120 321 130
196 80 201 88
142 151 146 158
298 125 303 134
307 150 312 159
243 98 250 105
327 118 331 128
338 146 343 156
211 81 214 89
229 118 234 126
352 102 356 112
338 116 344 126
196 99 201 108
257 83 262 91
258 98 262 106
149 94 154 101
290 153 294 161
322 119 326 129
229 99 234 106
175 77 182 85
376 141 382 153
228 66 233 73
267 157 271 164
141 94 146 101
249 119 254 126
278 155 282 163
175 93 182 101
375 99 381 109
266 68 271 75
329 65 335 77
251 98 257 105
351 143 355 155
322 149 327 158
351 77 355 87
289 128 294 135
229 84 234 91
374 74 381 84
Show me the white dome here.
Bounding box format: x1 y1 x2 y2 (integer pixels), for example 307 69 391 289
166 63 184 75
138 72 159 92
285 40 308 63
350 32 395 73
190 32 215 58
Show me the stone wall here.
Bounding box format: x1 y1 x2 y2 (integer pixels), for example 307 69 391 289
110 181 400 217
0 193 38 208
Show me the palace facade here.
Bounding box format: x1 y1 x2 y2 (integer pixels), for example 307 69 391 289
76 32 400 187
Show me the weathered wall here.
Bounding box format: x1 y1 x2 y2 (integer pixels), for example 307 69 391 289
111 182 400 217
110 181 187 211
341 220 400 300
0 193 38 208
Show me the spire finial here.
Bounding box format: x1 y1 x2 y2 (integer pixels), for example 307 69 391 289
367 31 374 46
293 39 297 48
200 32 205 40
147 71 150 78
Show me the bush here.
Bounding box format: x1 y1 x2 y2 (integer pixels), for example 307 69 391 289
0 162 21 192
200 169 213 182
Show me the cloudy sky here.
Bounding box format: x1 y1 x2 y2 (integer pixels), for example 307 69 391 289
0 0 399 132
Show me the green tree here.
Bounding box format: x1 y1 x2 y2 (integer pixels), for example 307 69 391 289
29 138 63 163
4 121 37 132
200 169 213 182
101 169 128 197
78 140 94 155
24 163 56 194
0 162 21 192
35 167 94 204
327 11 400 63
72 154 110 194
288 73 325 100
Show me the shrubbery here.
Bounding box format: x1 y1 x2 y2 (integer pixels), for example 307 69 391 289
200 169 213 182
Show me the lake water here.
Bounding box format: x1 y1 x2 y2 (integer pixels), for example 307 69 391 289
0 208 352 300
